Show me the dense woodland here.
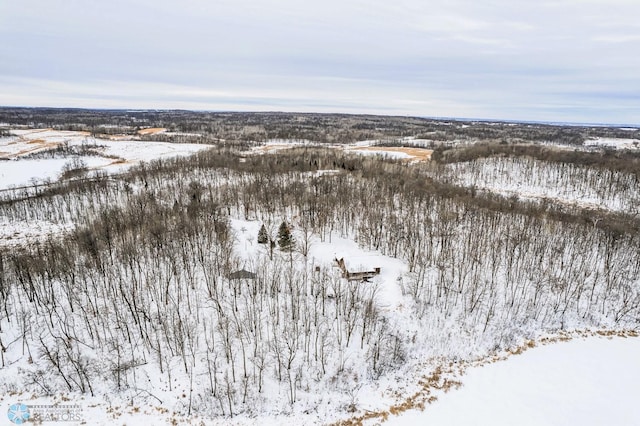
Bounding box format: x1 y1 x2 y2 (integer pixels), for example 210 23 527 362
0 109 638 418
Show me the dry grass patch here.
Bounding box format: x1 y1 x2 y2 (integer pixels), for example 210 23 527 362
8 141 62 158
137 128 167 135
331 366 462 426
255 144 304 152
348 146 433 162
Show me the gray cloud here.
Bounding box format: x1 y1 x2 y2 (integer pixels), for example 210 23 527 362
1 0 638 124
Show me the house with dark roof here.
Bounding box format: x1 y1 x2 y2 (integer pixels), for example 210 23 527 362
227 269 257 280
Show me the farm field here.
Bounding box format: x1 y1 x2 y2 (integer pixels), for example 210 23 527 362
0 129 213 189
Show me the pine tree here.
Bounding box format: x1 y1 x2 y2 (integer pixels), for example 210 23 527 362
257 224 269 244
277 221 294 252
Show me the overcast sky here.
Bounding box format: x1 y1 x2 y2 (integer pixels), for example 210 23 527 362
1 0 639 124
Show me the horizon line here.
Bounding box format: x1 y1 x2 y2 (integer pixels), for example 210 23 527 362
0 105 638 129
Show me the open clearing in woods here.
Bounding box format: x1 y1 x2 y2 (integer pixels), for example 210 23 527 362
347 146 433 161
253 140 433 162
136 127 167 135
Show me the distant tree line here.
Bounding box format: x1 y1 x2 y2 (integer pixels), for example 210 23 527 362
2 107 637 145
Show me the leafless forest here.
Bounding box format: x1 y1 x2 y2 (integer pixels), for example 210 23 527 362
0 108 638 418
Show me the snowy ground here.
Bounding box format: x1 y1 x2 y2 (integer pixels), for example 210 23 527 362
3 335 637 425
442 156 639 214
309 236 408 311
344 137 433 162
0 128 213 247
231 219 410 312
387 336 640 426
0 128 213 189
0 219 414 425
0 157 113 190
250 137 433 161
349 137 434 148
0 216 74 248
251 139 319 153
584 137 640 150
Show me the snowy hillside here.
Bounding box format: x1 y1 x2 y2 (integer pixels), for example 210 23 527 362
440 156 640 214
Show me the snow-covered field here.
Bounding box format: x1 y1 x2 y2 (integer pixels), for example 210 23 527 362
346 147 412 160
350 137 434 148
0 157 113 190
344 137 433 161
252 139 318 153
388 336 640 426
1 129 91 158
251 137 433 161
585 137 640 150
0 128 213 188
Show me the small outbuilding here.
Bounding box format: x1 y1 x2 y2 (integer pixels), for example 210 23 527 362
228 269 257 280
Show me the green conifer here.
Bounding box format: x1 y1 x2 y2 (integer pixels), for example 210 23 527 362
277 221 294 251
257 224 269 244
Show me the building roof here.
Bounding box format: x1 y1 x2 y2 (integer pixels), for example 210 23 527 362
228 269 257 280
337 255 378 272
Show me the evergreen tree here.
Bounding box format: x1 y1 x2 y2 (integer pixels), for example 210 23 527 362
257 224 269 244
277 221 294 251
